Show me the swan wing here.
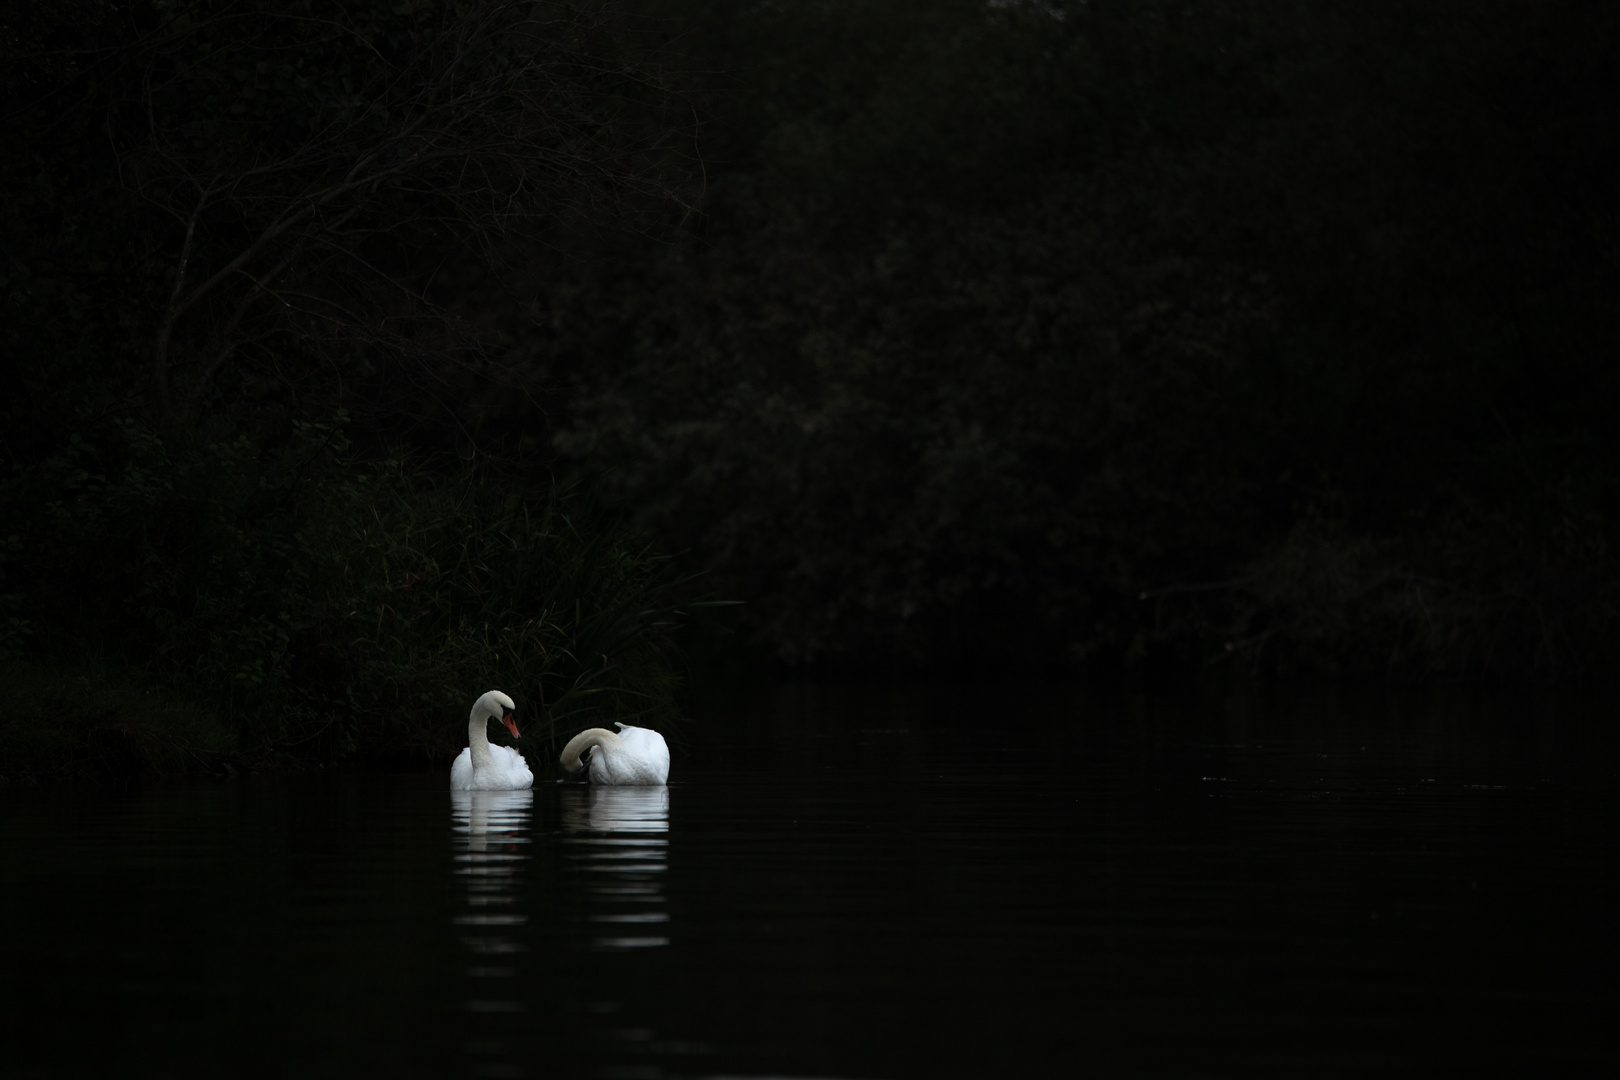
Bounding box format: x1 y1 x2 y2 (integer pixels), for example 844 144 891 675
453 744 532 790
450 747 475 791
475 744 534 790
641 730 671 785
497 744 535 788
599 726 669 785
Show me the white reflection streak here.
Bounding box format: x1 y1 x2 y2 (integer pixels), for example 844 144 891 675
452 789 533 1076
561 786 671 948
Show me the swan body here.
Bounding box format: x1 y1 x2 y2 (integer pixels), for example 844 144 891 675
451 690 534 791
560 723 670 785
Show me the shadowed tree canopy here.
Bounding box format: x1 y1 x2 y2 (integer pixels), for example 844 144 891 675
0 0 705 775
497 0 1620 680
2 0 696 440
4 0 1618 692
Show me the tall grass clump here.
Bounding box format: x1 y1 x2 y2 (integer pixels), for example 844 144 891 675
0 419 692 774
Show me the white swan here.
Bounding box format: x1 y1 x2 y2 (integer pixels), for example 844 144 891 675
450 690 534 790
559 722 670 785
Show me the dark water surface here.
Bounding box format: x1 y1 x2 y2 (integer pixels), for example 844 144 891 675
3 685 1617 1078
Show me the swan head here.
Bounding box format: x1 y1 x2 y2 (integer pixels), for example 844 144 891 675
473 690 520 739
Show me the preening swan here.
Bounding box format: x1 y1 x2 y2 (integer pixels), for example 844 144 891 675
560 722 670 785
451 690 534 791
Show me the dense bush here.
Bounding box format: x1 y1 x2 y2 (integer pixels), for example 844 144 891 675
0 419 688 770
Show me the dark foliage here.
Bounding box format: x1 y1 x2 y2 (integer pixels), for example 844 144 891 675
1 0 695 441
4 0 1617 694
0 1 700 773
0 418 688 769
494 0 1619 680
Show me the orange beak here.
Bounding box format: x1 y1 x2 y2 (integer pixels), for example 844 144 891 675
503 713 521 739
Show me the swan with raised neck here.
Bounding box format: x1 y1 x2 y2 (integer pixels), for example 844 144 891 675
560 722 669 786
451 690 533 790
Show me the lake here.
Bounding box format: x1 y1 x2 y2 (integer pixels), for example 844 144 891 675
2 683 1616 1078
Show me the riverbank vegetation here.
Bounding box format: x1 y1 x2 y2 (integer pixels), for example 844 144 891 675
4 0 1618 785
1 0 699 778
0 419 689 780
521 0 1620 681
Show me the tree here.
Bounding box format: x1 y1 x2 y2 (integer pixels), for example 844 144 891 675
3 0 697 433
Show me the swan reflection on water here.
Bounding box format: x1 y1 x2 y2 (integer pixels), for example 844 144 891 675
454 788 535 850
561 786 671 949
451 789 534 1073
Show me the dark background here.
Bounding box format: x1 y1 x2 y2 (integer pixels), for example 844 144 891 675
3 0 1618 746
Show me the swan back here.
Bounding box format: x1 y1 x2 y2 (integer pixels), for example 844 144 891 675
611 724 670 784
561 723 669 785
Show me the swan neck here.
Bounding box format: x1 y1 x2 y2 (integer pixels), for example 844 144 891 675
468 712 495 770
560 728 622 771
